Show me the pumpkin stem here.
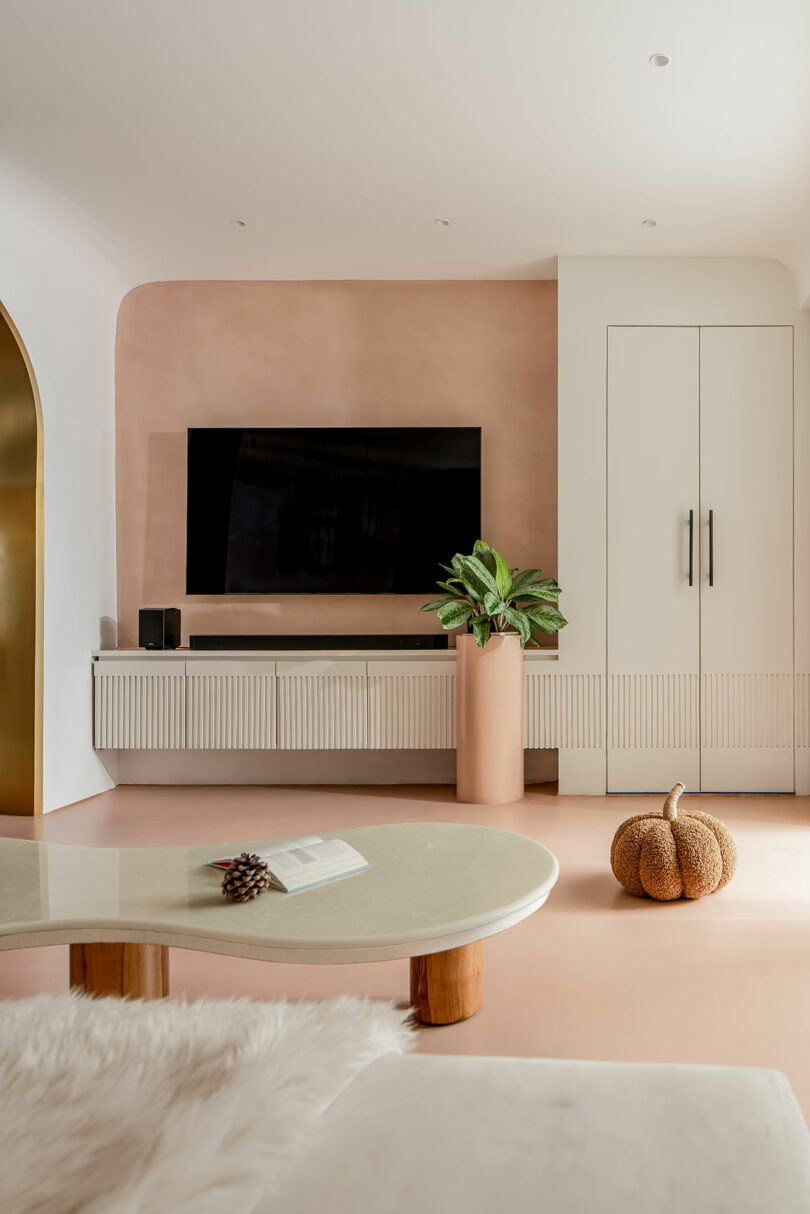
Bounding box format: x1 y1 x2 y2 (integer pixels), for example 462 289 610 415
663 782 686 821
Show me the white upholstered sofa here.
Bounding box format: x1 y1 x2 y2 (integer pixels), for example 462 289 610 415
274 1052 810 1213
2 994 808 1213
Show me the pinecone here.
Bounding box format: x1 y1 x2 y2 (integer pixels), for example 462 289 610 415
221 852 271 902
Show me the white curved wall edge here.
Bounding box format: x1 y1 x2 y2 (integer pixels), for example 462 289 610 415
0 163 137 810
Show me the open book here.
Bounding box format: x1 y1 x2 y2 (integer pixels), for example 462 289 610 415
208 836 370 893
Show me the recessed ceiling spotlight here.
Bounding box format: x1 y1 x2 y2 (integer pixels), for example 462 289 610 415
649 53 670 67
642 218 658 228
434 217 451 227
230 218 247 228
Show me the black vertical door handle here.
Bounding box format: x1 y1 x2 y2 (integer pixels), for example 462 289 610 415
708 509 714 587
688 509 694 586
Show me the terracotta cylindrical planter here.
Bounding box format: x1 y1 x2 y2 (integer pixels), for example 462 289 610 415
456 632 524 805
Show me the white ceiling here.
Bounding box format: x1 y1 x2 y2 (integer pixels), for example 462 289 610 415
1 0 810 293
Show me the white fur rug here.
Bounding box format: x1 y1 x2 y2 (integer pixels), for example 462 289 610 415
0 993 414 1214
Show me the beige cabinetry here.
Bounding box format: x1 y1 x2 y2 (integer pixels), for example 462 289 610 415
607 325 793 791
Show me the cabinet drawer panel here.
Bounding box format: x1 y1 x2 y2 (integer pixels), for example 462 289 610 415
277 672 367 749
186 674 276 749
94 672 185 749
368 665 455 749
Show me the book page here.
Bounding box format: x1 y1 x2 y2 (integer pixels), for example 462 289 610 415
209 838 369 890
255 836 323 859
267 840 359 869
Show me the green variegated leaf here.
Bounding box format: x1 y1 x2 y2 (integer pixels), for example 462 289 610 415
472 540 497 577
508 568 544 596
472 616 491 648
449 554 483 602
515 582 561 603
420 593 463 613
483 590 507 615
502 606 532 647
524 604 568 633
459 554 499 598
454 575 484 602
491 547 513 600
426 550 565 645
529 577 561 601
437 600 473 630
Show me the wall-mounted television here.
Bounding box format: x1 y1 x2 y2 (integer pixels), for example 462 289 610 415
186 426 482 594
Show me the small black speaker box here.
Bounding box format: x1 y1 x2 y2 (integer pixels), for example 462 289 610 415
139 608 181 650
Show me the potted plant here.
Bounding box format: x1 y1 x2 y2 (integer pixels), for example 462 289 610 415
421 541 567 804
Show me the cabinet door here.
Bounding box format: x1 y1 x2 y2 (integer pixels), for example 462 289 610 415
699 327 794 791
607 327 701 791
367 660 455 749
185 660 276 749
276 660 367 749
93 659 185 749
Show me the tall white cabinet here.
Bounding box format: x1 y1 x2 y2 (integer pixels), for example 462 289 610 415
607 325 793 792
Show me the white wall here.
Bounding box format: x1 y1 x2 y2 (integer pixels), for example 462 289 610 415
557 256 808 793
793 306 810 793
0 165 132 811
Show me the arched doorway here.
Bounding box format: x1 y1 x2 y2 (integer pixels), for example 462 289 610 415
0 303 43 814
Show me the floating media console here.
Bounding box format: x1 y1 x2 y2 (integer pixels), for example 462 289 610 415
92 648 570 752
189 634 449 651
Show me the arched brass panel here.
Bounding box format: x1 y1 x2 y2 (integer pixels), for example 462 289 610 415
0 304 43 814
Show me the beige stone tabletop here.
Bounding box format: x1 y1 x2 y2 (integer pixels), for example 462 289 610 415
0 823 559 964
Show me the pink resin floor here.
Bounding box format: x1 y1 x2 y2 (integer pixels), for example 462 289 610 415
2 784 809 1115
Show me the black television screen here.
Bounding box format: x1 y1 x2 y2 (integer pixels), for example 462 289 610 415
186 427 482 594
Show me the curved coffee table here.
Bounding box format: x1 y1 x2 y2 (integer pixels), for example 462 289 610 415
0 823 559 1024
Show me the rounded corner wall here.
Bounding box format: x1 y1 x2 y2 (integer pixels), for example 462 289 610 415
0 301 43 814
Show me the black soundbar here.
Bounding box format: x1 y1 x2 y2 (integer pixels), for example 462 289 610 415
188 633 449 651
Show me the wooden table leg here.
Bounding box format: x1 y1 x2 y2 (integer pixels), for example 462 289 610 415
410 941 482 1025
69 943 169 999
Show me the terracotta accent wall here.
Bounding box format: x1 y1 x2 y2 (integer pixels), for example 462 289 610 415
115 281 557 647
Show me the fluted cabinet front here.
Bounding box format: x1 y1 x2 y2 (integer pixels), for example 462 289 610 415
94 654 567 754
185 661 276 749
367 660 456 749
93 660 185 749
276 660 367 750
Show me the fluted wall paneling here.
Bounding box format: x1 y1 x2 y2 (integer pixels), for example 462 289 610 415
796 674 810 748
701 673 793 749
524 672 603 749
608 674 699 750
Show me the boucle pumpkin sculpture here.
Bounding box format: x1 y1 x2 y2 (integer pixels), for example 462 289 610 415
610 782 737 901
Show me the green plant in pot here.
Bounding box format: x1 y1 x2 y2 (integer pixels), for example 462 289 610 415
420 540 567 647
